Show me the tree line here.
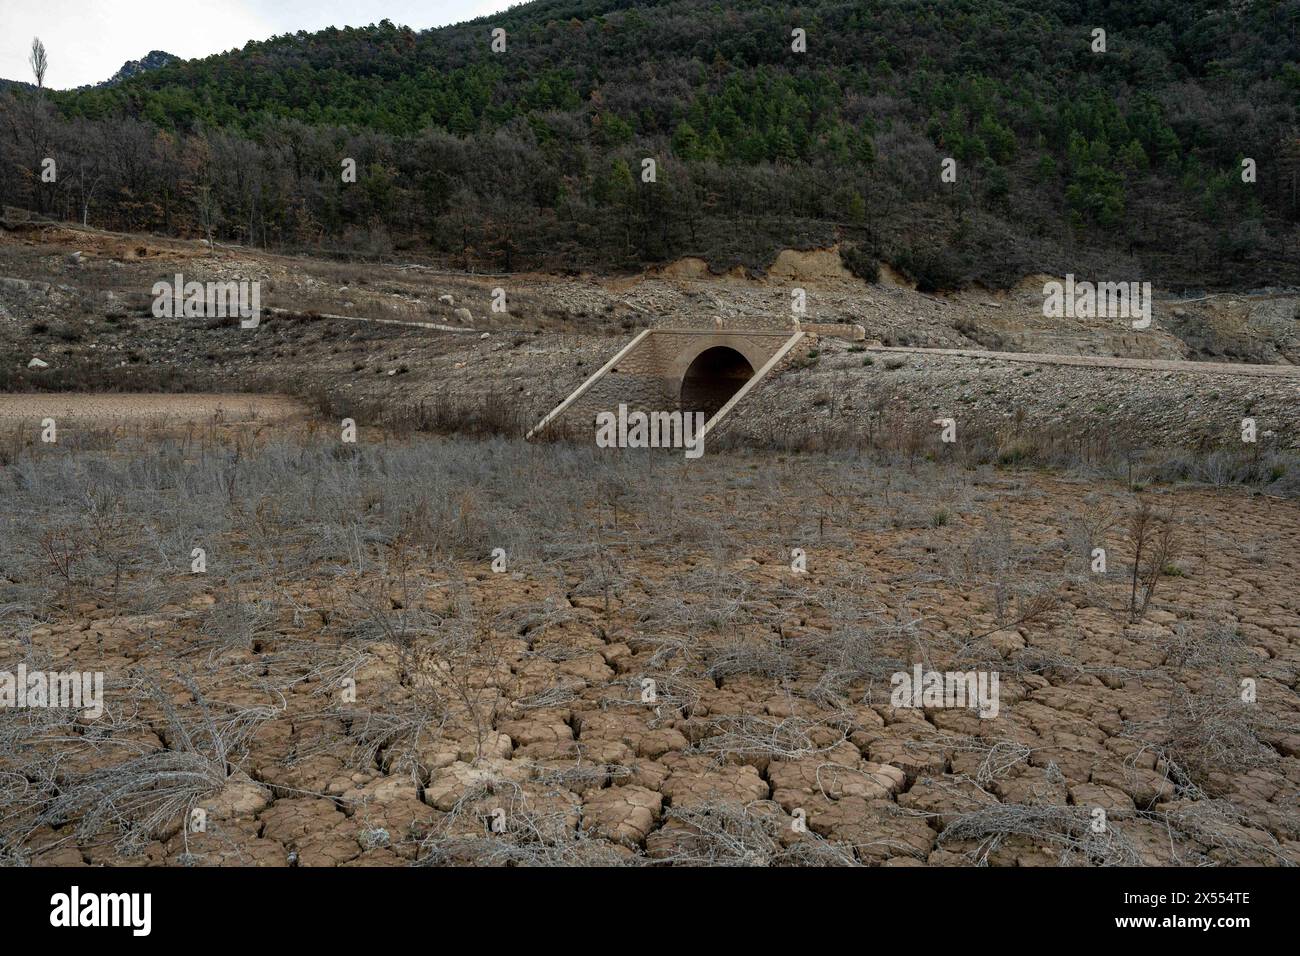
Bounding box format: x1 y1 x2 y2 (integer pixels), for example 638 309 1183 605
1 0 1297 288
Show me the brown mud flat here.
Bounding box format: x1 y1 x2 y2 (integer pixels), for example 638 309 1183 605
1 418 1296 867
0 392 308 428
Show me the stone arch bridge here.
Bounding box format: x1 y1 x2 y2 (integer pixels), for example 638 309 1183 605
527 325 862 441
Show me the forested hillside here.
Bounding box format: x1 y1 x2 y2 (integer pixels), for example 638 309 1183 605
3 0 1298 287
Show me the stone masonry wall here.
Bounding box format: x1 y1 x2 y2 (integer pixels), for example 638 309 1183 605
540 328 801 440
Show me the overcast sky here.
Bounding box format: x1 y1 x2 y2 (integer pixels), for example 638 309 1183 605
1 1 520 89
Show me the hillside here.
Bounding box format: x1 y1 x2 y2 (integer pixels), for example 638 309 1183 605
1 0 1298 286
98 50 178 87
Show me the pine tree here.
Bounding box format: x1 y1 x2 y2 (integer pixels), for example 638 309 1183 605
672 121 702 161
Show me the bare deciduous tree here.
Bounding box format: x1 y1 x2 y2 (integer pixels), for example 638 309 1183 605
29 38 48 89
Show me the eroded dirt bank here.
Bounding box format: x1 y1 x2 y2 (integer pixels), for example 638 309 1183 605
2 224 1296 457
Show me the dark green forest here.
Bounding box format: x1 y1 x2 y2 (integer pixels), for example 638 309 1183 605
3 0 1299 288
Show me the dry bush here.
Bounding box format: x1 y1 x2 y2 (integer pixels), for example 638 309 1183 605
654 801 859 866
1062 496 1184 624
330 570 513 773
1155 799 1294 866
1122 682 1280 799
950 513 1064 636
309 385 526 439
918 733 1036 787
1065 498 1120 574
702 637 800 682
719 410 1300 499
940 803 1144 866
1125 498 1181 622
689 713 853 760
801 613 917 706
1 674 275 858
417 778 629 867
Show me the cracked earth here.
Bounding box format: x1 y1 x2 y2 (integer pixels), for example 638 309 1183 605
1 412 1296 866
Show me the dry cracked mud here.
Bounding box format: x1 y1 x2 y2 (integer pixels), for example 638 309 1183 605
1 416 1297 867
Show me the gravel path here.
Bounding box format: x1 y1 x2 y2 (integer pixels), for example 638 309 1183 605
867 346 1300 379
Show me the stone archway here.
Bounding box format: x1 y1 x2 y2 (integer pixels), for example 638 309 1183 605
679 346 755 420
527 328 806 441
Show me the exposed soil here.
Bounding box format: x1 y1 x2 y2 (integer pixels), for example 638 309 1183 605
0 419 1297 867
0 393 307 428
3 224 1297 444
0 223 1297 868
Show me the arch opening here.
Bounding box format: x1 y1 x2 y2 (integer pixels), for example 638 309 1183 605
679 346 755 421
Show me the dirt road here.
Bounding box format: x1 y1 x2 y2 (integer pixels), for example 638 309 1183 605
867 346 1300 379
0 393 308 427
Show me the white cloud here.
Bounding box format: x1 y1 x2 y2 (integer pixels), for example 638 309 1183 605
0 0 519 89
